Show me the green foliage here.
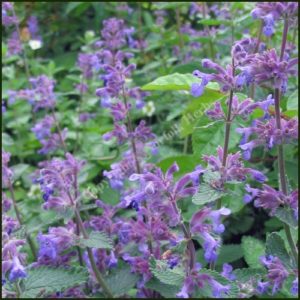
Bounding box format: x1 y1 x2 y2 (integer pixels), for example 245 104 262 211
145 278 180 298
141 73 219 92
216 244 244 266
241 236 265 268
105 266 139 297
192 183 226 205
197 269 239 298
79 231 113 250
266 233 294 269
149 257 185 286
192 117 240 157
233 268 267 283
21 266 88 298
274 207 298 228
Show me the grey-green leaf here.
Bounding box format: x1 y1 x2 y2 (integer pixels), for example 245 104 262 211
79 231 113 250
233 268 267 283
106 266 139 297
275 207 298 228
266 232 294 269
21 266 88 298
192 183 226 205
149 257 185 286
241 236 265 268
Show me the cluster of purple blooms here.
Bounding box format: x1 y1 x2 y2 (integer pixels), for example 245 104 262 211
251 2 298 37
2 151 27 287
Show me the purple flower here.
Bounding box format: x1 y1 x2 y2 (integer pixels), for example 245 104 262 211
251 2 298 36
237 117 298 158
2 2 18 27
260 255 289 295
209 277 231 298
8 256 27 282
7 31 22 56
221 263 236 280
31 116 54 140
190 207 230 262
176 276 194 298
2 150 13 187
256 280 270 294
291 277 298 296
244 49 298 93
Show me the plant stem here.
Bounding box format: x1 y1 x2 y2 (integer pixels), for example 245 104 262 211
175 8 184 51
8 180 37 260
274 17 298 265
74 76 85 152
50 108 68 153
249 20 263 99
74 209 114 298
11 5 36 122
15 281 22 298
170 197 195 272
121 86 141 173
216 88 234 210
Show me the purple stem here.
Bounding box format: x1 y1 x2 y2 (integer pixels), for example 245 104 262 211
274 17 298 265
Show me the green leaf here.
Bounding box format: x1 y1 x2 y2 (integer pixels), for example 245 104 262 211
180 92 223 137
192 117 239 157
11 164 30 181
198 19 231 26
79 231 113 250
222 184 245 213
157 155 200 179
274 207 298 228
216 244 244 266
266 233 293 269
198 269 239 298
141 73 219 92
149 257 185 286
233 268 267 283
105 266 139 297
241 236 265 268
192 183 226 205
146 278 179 298
2 133 14 146
21 266 88 298
286 90 298 111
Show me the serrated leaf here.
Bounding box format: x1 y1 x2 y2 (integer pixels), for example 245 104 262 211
105 266 139 297
216 244 244 266
149 257 184 286
21 267 88 298
233 268 267 283
198 269 239 298
275 207 298 228
192 183 226 205
266 233 293 269
241 236 265 268
146 278 179 298
79 231 113 250
141 73 219 92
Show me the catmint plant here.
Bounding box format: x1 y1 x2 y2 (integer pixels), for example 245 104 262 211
1 2 298 299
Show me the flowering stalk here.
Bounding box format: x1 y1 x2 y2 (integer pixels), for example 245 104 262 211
216 60 235 210
74 209 113 298
249 20 263 99
121 85 141 174
8 179 37 260
274 17 298 265
50 108 68 153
